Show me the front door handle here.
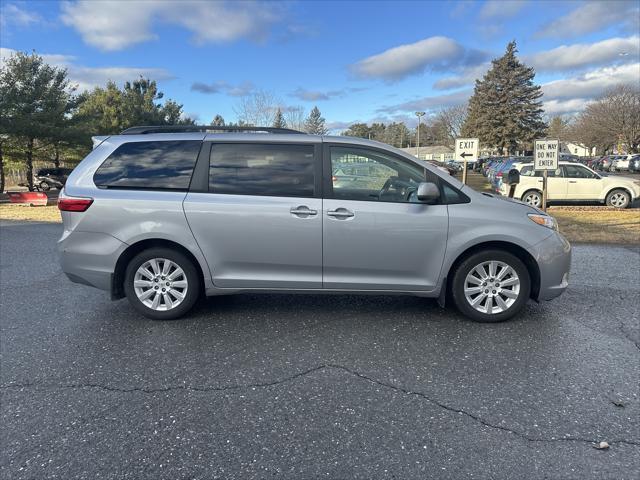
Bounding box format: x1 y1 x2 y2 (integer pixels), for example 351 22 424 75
327 208 354 218
568 180 577 183
290 206 317 217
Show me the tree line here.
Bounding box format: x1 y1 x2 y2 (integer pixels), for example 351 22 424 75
343 42 639 157
1 43 638 192
0 51 331 192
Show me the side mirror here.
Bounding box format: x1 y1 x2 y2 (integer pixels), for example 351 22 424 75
417 182 440 203
506 168 520 185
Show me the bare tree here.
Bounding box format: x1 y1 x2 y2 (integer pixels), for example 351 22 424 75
572 84 640 153
546 115 573 141
283 106 306 131
233 90 280 126
434 104 467 146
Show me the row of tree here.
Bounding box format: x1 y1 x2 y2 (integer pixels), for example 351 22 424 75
0 52 195 191
209 104 328 135
336 42 639 156
1 43 638 192
341 104 467 149
0 52 335 192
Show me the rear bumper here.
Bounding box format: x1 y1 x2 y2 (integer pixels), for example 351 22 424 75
58 231 126 292
534 232 571 301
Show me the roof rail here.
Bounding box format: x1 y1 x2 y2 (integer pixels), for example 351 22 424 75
120 125 304 135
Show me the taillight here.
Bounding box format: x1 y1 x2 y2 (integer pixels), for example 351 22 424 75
58 196 93 212
497 172 503 177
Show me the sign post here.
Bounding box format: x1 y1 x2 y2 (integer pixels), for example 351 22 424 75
534 139 559 212
455 138 479 185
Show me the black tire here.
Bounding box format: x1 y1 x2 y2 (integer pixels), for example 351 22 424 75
451 250 531 323
521 190 542 208
605 189 630 209
123 247 201 320
39 181 51 192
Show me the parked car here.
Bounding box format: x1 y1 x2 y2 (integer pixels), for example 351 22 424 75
595 155 622 171
35 167 73 191
499 162 640 208
58 125 571 323
611 154 635 172
629 155 640 173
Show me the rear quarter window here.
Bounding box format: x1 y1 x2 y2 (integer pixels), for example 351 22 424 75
94 140 201 190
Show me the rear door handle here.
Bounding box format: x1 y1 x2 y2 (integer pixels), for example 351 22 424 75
290 206 317 217
568 180 577 183
327 208 354 218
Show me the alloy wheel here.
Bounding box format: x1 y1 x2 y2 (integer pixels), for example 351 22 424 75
523 192 542 208
464 261 521 314
133 258 188 311
609 192 628 208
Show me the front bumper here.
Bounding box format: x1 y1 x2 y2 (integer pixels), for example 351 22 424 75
533 231 572 301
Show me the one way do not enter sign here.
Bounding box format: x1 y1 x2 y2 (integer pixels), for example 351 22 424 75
534 139 559 171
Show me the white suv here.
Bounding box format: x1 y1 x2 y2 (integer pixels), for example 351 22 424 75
500 162 640 208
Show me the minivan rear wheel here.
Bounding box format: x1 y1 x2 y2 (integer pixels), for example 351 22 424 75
124 247 200 320
451 250 531 322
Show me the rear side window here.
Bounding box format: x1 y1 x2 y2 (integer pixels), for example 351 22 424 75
209 144 315 197
94 141 201 190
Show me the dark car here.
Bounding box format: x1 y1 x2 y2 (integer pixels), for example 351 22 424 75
35 167 73 191
629 155 640 173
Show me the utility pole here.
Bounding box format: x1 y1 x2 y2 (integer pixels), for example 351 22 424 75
415 111 425 158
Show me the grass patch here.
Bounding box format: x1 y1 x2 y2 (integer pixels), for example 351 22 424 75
549 208 640 244
0 204 61 223
1 192 638 245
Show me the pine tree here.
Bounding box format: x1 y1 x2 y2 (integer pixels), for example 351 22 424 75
304 106 328 135
272 108 286 129
211 114 225 126
462 41 546 154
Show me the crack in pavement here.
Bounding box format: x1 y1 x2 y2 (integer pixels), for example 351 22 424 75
618 320 640 351
3 364 639 448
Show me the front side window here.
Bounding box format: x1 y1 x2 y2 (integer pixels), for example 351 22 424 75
209 143 315 197
94 141 201 190
330 147 425 202
564 165 597 179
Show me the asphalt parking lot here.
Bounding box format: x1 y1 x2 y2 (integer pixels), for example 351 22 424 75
1 222 638 479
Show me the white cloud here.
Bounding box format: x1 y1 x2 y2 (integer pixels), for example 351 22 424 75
0 2 42 27
527 36 640 72
432 36 640 91
289 87 366 102
479 0 528 19
542 98 589 116
61 0 281 51
350 36 487 82
377 89 472 114
0 47 173 92
536 0 640 38
541 63 640 101
433 64 490 90
191 81 255 97
291 88 342 101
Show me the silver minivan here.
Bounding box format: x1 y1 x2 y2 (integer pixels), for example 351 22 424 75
58 126 571 322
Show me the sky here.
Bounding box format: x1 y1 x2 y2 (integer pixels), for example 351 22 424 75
1 0 639 131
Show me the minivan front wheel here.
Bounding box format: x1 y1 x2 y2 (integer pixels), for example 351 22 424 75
451 250 531 322
124 248 200 320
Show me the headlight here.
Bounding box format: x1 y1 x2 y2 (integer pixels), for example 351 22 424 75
528 213 558 230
